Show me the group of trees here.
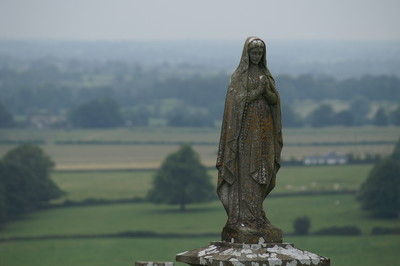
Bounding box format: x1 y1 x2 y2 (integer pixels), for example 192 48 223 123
0 142 397 225
358 139 400 218
68 97 124 128
0 145 63 224
147 144 215 211
146 139 400 218
0 102 14 128
1 60 400 128
303 102 400 128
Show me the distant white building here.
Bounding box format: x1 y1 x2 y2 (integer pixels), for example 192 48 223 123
303 152 348 165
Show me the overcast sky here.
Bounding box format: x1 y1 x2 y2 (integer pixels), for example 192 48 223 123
0 0 399 41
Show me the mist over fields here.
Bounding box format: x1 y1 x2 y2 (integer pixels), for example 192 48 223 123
1 40 399 78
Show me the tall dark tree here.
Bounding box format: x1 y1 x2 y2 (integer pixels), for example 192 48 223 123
390 106 400 126
69 97 124 128
332 110 355 126
358 139 400 218
293 216 311 235
373 108 389 126
349 97 371 125
1 144 63 210
307 104 335 127
0 102 14 128
0 184 6 223
147 144 215 211
392 138 400 161
0 162 37 217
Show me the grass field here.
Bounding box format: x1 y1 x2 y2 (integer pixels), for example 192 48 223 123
49 164 372 202
2 193 398 239
0 127 399 265
52 170 155 201
0 126 399 170
1 236 399 266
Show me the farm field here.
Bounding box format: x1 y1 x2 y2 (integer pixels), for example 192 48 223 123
0 126 399 170
2 192 398 239
48 164 372 203
0 127 399 266
1 236 399 266
1 163 400 266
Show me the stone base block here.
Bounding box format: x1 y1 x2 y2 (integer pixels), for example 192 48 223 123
176 241 330 266
135 261 174 266
221 224 283 244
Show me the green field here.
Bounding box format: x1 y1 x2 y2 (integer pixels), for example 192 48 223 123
1 236 399 266
48 164 372 203
0 127 399 265
2 193 398 238
0 126 398 170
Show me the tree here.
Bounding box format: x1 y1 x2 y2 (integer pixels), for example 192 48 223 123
0 102 14 128
373 108 389 126
390 106 400 126
358 139 400 218
147 144 215 211
69 97 124 128
293 216 311 235
307 104 335 127
0 184 7 224
349 97 371 125
0 144 63 216
391 138 400 161
332 110 355 126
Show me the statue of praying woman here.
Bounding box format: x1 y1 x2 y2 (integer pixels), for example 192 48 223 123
216 37 283 244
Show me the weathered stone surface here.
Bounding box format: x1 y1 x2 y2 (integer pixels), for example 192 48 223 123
221 224 282 244
176 242 330 266
135 261 174 266
216 36 283 244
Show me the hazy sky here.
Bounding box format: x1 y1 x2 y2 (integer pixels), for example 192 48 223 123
0 0 399 41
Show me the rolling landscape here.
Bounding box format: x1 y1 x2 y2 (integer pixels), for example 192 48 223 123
0 126 399 266
0 39 400 266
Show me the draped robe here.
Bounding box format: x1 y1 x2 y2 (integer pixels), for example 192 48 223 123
216 37 283 230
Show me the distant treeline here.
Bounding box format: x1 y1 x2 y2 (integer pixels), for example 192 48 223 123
0 60 400 128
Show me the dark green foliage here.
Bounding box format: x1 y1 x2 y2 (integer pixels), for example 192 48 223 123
307 104 335 127
358 141 400 218
0 162 37 217
390 106 400 126
0 144 63 220
0 184 6 223
349 97 371 125
2 55 400 129
293 216 311 235
69 97 124 128
391 138 400 161
147 144 215 211
371 226 400 235
332 110 355 126
314 226 361 236
373 108 389 126
0 101 14 128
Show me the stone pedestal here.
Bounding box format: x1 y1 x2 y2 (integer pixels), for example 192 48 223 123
221 224 283 244
135 261 174 266
176 241 330 266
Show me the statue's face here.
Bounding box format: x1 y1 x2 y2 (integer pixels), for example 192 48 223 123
249 47 263 65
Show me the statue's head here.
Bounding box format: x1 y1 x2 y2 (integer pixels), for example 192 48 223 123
248 39 265 65
233 37 269 78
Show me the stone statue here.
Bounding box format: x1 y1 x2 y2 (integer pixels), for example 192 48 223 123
176 37 330 265
216 36 283 244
